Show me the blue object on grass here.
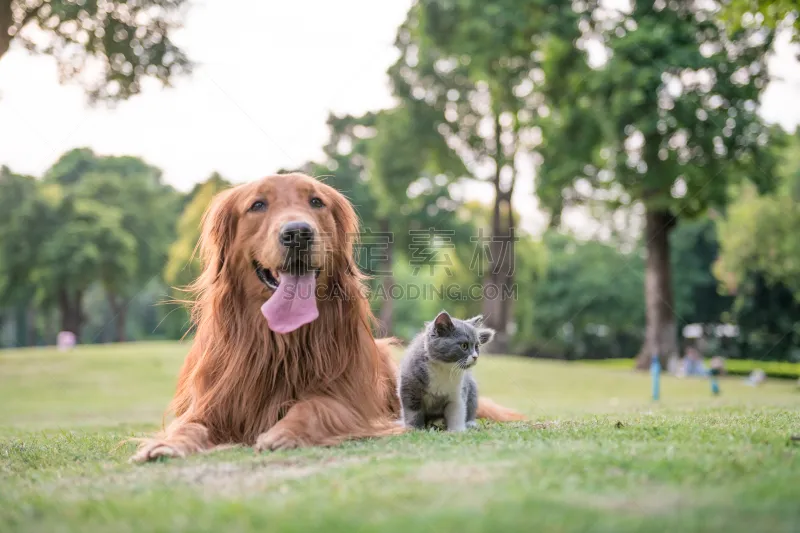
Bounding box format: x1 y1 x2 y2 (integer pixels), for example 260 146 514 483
685 357 708 376
651 352 660 401
710 367 721 395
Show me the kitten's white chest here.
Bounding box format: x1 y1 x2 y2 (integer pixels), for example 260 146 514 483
426 362 465 401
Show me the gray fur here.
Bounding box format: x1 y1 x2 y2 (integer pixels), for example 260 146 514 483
398 311 495 432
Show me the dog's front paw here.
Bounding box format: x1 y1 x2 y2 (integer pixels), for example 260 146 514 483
130 441 184 463
254 427 304 452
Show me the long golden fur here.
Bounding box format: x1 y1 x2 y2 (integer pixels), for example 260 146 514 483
132 173 522 462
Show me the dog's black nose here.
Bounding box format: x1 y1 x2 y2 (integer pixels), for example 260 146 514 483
279 221 315 248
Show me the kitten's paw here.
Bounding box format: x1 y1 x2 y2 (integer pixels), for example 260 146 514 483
447 424 467 433
466 420 478 429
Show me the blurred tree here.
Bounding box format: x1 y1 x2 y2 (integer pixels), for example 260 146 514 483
0 167 38 304
389 0 586 352
367 106 469 333
0 167 43 345
725 273 800 362
161 173 231 339
281 112 385 324
507 232 548 352
714 130 800 298
671 216 734 331
165 173 231 289
538 3 776 368
29 182 135 338
290 109 476 336
517 232 644 360
38 148 180 341
76 173 179 341
0 0 191 101
721 0 800 37
178 172 230 212
709 128 800 363
302 112 381 230
715 186 800 296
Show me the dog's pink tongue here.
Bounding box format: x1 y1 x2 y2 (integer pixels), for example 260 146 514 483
261 273 319 334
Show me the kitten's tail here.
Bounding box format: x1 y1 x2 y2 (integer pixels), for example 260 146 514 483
476 397 526 422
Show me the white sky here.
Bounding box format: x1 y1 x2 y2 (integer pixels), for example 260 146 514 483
0 0 799 235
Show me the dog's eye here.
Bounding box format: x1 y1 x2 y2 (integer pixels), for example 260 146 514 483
309 197 325 209
461 343 469 350
249 200 267 212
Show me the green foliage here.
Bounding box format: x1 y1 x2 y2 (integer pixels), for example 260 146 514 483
164 173 231 289
0 168 42 304
388 0 596 349
379 257 441 340
391 0 584 172
539 3 776 218
724 273 800 363
721 0 800 36
515 232 644 359
671 216 734 327
3 0 191 101
715 186 800 296
717 358 800 378
535 3 779 364
715 130 800 299
33 188 137 302
46 149 181 295
711 131 800 362
508 233 548 344
588 356 800 380
0 149 181 342
290 109 483 336
159 173 232 339
315 109 470 243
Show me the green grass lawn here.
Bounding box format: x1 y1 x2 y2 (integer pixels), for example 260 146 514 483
1 342 799 533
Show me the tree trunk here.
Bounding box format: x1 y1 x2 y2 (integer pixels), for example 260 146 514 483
59 288 84 340
482 111 515 354
13 304 26 347
45 307 59 345
377 218 394 336
483 190 515 354
107 293 128 343
636 208 678 370
0 0 11 61
25 304 36 346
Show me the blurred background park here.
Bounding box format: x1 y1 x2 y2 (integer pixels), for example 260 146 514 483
3 3 800 531
2 0 800 378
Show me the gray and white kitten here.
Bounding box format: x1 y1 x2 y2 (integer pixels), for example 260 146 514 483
398 311 495 432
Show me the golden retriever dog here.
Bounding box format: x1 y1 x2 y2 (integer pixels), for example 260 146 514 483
132 173 523 462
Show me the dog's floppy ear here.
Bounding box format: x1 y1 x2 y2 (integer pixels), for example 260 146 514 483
327 185 361 273
477 327 495 345
198 187 238 278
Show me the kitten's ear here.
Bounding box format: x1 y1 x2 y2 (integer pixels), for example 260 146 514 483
466 314 484 327
433 311 454 335
478 327 495 345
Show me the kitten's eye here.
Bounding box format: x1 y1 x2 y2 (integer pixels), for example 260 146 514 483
309 197 325 208
461 343 469 350
249 200 267 212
